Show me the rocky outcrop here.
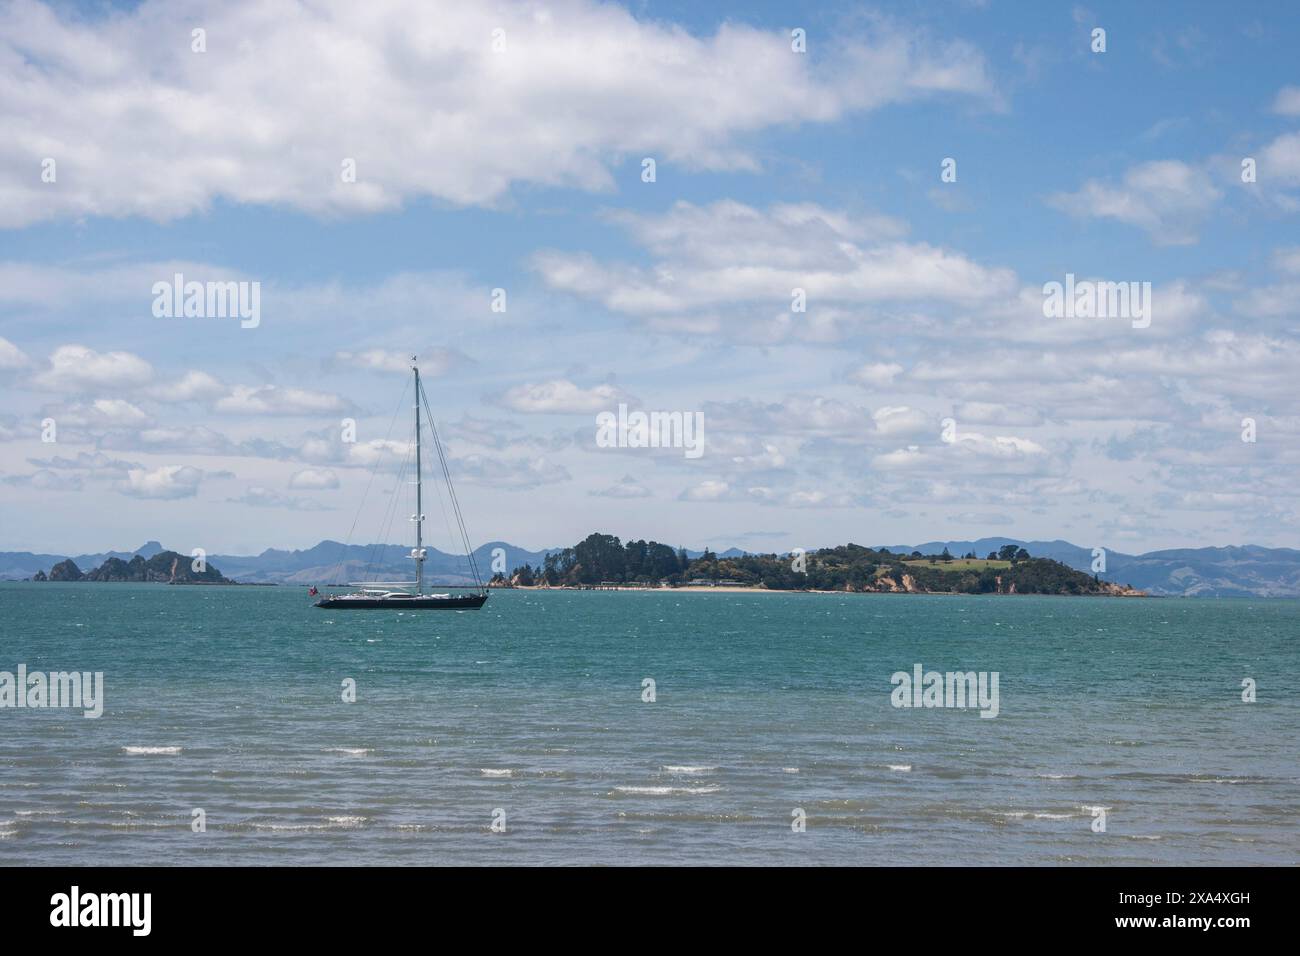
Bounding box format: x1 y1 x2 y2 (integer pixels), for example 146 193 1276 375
48 559 84 581
1098 581 1146 597
51 551 235 584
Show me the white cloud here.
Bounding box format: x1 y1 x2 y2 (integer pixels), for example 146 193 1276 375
608 200 908 269
103 424 248 458
451 454 570 489
496 379 630 414
215 385 349 416
1260 131 1300 185
873 432 1052 475
147 370 226 403
850 362 904 388
1048 160 1221 245
677 478 856 508
778 488 859 508
25 451 142 479
31 345 153 391
872 405 931 436
953 402 1044 426
2 469 83 491
705 395 875 439
0 336 30 370
590 475 651 498
344 439 411 468
56 398 151 427
115 464 203 499
679 480 737 502
873 445 925 470
0 1 999 228
1272 85 1300 116
332 348 465 376
723 441 788 471
33 399 153 432
288 468 339 490
535 201 1018 335
1273 246 1300 275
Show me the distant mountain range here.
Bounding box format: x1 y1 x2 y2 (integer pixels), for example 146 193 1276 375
2 537 1298 597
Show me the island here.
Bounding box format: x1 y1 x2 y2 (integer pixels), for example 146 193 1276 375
492 534 1145 596
32 550 237 585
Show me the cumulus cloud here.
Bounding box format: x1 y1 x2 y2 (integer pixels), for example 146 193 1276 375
873 432 1053 476
872 405 931 436
953 402 1044 427
534 200 1018 339
495 379 631 414
1272 85 1300 117
25 450 143 479
1237 250 1300 317
331 348 467 376
115 464 203 499
679 479 738 502
451 453 570 489
342 439 412 468
0 336 30 370
95 423 291 459
704 395 876 439
30 345 153 391
718 440 789 472
1 468 83 491
214 385 350 416
678 478 857 508
288 468 340 490
1048 160 1221 245
590 475 651 498
1260 130 1300 186
850 361 904 388
51 399 151 428
147 370 226 403
0 1 999 228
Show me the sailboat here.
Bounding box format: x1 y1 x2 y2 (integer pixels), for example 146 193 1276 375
313 356 488 611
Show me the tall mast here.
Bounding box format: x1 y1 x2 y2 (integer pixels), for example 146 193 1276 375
412 356 424 595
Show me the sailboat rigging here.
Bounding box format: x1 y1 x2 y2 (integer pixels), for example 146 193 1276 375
313 356 488 611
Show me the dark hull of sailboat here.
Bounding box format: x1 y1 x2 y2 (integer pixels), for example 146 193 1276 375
314 593 489 610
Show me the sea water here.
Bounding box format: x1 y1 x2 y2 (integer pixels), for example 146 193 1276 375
0 583 1295 865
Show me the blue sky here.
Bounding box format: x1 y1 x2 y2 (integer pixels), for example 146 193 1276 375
1 0 1297 556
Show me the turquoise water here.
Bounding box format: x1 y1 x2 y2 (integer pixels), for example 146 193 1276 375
0 582 1296 866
